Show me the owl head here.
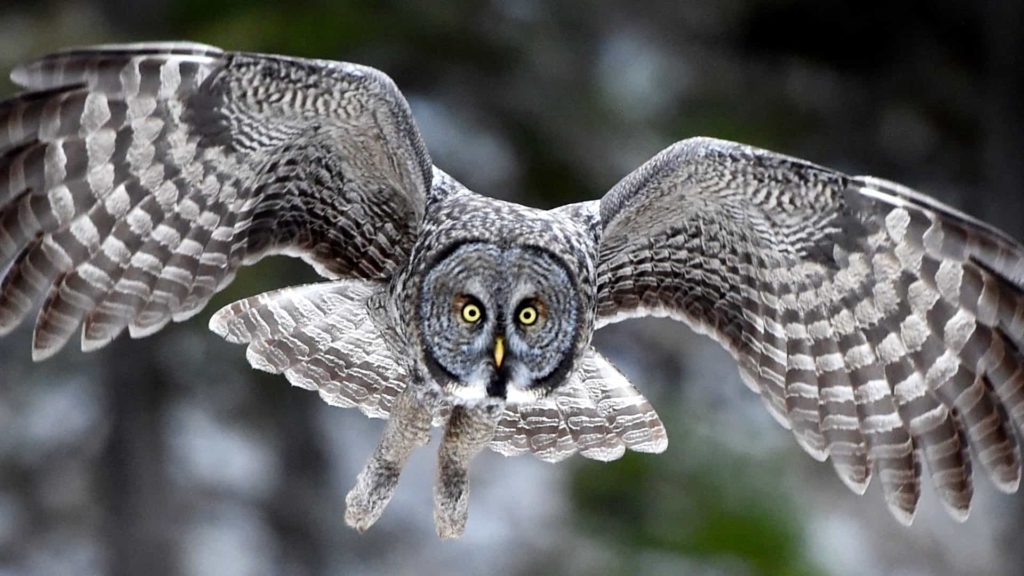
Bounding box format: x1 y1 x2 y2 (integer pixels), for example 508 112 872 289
417 241 583 403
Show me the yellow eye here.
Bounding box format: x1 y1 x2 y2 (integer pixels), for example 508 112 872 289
517 305 538 326
461 303 482 323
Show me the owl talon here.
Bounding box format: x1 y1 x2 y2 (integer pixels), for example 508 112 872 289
433 404 500 539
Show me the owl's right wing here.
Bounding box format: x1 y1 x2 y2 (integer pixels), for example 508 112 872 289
588 137 1024 524
0 42 432 360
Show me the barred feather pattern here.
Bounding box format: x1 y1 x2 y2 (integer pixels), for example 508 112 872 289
0 43 432 360
209 280 409 419
594 137 1024 523
210 280 667 462
489 350 668 462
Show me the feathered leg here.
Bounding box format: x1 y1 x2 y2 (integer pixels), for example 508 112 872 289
434 404 501 539
344 386 433 532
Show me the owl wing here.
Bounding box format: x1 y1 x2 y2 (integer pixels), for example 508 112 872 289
0 42 432 360
208 280 409 421
590 136 1024 524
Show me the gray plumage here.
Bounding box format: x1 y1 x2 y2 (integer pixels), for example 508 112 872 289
2 42 1023 537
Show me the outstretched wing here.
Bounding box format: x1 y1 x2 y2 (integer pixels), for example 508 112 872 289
0 42 432 359
592 136 1024 524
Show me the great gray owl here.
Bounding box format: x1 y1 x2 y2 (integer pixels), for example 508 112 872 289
2 42 1024 539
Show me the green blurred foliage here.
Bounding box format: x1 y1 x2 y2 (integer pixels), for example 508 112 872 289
571 428 823 576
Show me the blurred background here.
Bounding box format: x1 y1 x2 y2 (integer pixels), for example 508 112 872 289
1 1 1023 575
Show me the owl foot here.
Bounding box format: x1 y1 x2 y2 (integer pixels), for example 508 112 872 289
344 387 433 533
433 404 500 539
345 461 401 532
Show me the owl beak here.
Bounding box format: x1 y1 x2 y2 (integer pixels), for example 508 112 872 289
493 337 505 368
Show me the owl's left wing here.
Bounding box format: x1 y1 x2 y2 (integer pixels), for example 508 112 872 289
590 136 1024 524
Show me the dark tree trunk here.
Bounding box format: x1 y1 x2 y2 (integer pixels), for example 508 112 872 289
268 393 331 576
100 335 178 576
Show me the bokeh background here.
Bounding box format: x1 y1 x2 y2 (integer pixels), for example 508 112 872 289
1 1 1023 575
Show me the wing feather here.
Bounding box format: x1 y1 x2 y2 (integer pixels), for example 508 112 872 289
489 348 667 462
593 136 1024 523
209 279 408 420
0 43 433 359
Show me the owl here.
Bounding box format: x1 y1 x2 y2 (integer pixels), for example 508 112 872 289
3 42 1024 539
